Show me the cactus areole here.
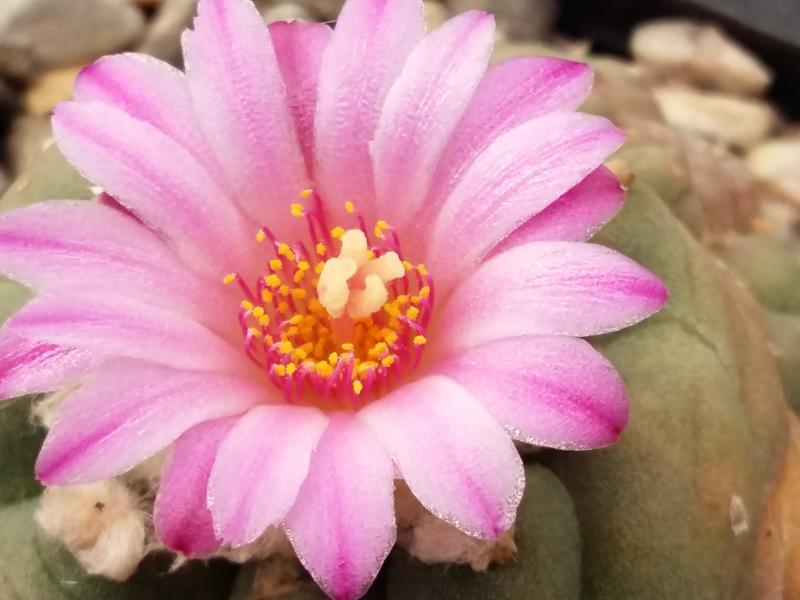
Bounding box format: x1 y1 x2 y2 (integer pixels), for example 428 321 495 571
0 0 667 597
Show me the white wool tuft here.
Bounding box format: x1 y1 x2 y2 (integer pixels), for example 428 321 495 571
36 481 147 581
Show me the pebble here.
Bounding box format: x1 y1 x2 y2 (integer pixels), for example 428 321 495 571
747 139 800 204
654 86 776 149
260 2 313 23
448 0 556 41
0 0 145 80
256 0 343 21
424 1 450 31
631 19 772 96
492 38 588 64
24 65 82 116
8 115 54 176
137 0 196 65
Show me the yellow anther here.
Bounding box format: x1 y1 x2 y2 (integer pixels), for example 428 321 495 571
291 288 307 300
357 361 377 374
289 315 303 325
279 340 293 354
376 220 389 231
402 261 413 272
366 250 376 260
266 274 282 288
300 188 314 199
278 302 290 314
252 306 265 318
316 242 327 256
247 327 261 338
293 348 308 361
353 380 364 395
341 342 354 352
328 352 339 365
223 273 237 285
258 315 270 326
269 258 283 270
274 364 287 376
314 262 324 274
256 229 267 243
261 290 274 303
373 225 383 238
241 300 254 311
331 226 345 239
277 243 296 262
413 335 427 346
298 261 311 271
373 341 388 354
417 264 428 276
293 270 305 283
287 326 299 337
383 330 399 345
279 284 290 297
344 201 355 213
285 363 298 375
315 361 333 377
419 286 431 298
407 306 420 320
396 295 409 305
381 355 396 368
383 303 401 318
290 203 305 218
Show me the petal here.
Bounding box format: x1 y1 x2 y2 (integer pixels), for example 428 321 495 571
6 294 246 373
361 376 523 539
490 166 625 254
425 57 593 215
284 415 395 600
35 362 264 484
0 329 102 399
314 0 425 211
0 200 230 318
436 241 668 350
73 53 224 182
436 336 628 449
372 11 495 229
183 0 308 235
52 101 249 277
269 20 332 176
427 112 625 289
154 416 239 558
208 405 327 546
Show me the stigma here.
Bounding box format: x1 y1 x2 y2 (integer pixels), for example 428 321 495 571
223 192 434 409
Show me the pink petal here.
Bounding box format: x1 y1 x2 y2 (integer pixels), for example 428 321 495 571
490 166 625 254
284 415 395 600
425 57 594 215
154 416 239 558
52 101 250 277
0 329 102 399
208 405 327 546
361 376 523 539
314 0 425 211
182 0 308 236
427 112 624 289
269 20 332 176
436 336 628 449
35 362 264 484
6 294 246 374
73 53 225 182
0 200 231 319
372 11 495 229
436 241 668 350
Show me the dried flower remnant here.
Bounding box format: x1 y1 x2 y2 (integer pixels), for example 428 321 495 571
0 0 667 597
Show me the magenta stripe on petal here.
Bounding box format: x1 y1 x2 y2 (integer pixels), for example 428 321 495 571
155 415 240 558
436 241 668 351
269 20 332 176
53 101 251 278
425 57 593 217
0 329 102 400
427 112 624 291
183 0 308 236
372 11 495 230
436 336 628 449
35 361 265 484
361 376 523 539
284 414 395 600
489 166 625 254
208 405 327 546
314 0 425 213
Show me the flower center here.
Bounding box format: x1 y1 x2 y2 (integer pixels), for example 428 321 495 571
223 191 434 409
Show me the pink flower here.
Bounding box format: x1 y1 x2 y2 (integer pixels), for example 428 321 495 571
0 0 667 597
